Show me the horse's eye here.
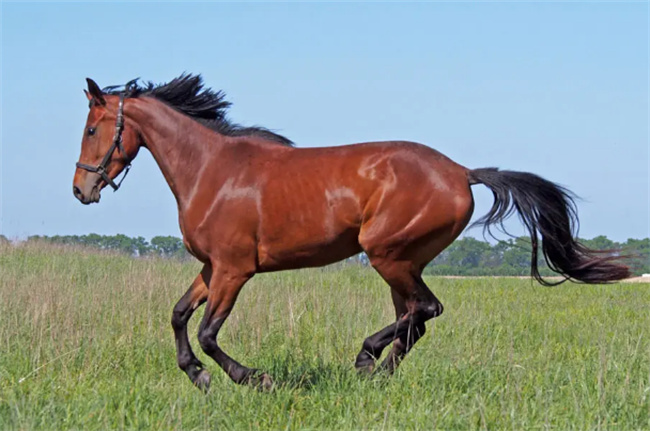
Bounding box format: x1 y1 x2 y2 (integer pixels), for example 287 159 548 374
87 127 96 136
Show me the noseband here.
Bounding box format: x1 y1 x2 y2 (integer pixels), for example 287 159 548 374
76 92 132 191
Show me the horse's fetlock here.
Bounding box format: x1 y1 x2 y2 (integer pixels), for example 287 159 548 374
177 351 198 370
361 339 378 358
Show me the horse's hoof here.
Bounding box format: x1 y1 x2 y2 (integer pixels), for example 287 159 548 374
355 363 375 375
194 369 212 393
250 372 274 391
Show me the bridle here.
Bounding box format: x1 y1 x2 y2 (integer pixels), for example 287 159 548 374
76 92 132 191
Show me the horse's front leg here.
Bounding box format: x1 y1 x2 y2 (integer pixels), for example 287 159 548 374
196 264 272 390
171 265 210 390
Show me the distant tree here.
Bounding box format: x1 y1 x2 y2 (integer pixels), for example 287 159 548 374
580 235 619 252
151 235 186 259
622 238 650 275
480 240 508 268
132 236 151 256
446 237 492 268
102 234 138 255
502 237 533 271
426 235 552 276
82 233 104 249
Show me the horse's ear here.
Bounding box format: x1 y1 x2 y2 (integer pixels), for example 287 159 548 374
86 78 106 106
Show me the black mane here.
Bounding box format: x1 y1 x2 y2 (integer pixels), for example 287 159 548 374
103 74 294 146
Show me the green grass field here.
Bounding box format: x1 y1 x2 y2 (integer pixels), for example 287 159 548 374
1 242 649 430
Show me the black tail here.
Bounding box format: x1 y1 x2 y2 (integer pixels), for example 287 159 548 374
468 168 630 285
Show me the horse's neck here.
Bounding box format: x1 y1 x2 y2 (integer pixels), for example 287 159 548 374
126 98 225 208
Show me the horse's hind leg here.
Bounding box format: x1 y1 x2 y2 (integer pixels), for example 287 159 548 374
374 286 428 374
171 266 210 390
355 175 474 373
376 273 442 373
354 259 443 373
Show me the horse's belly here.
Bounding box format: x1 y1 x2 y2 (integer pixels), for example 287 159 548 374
256 224 362 272
256 183 365 271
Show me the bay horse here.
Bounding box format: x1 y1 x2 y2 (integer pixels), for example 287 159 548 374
73 74 629 391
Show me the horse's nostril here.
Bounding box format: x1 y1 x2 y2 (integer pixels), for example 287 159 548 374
73 186 82 198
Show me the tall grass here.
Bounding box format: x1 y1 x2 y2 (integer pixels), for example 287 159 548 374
1 242 649 430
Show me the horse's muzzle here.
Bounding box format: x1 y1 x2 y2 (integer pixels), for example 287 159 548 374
73 184 101 205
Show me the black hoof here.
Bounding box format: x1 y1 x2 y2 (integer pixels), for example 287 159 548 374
356 364 375 375
193 369 212 393
354 358 376 375
355 350 377 375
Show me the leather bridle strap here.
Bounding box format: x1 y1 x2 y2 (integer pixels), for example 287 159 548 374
76 92 132 191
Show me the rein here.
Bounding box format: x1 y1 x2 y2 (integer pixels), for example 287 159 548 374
76 92 132 191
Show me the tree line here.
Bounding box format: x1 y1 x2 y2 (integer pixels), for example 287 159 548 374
2 233 648 276
16 234 190 260
424 235 649 277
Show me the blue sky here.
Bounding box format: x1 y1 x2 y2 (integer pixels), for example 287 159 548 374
1 2 648 242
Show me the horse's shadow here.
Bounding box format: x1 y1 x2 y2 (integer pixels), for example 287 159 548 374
264 360 392 392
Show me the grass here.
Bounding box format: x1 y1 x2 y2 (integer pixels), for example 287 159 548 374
0 242 649 430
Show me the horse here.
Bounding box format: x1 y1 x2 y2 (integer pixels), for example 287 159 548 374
73 74 630 391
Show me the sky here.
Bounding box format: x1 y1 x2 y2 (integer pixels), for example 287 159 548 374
1 2 648 243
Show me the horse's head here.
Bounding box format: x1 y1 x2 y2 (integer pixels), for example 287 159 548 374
73 78 141 204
